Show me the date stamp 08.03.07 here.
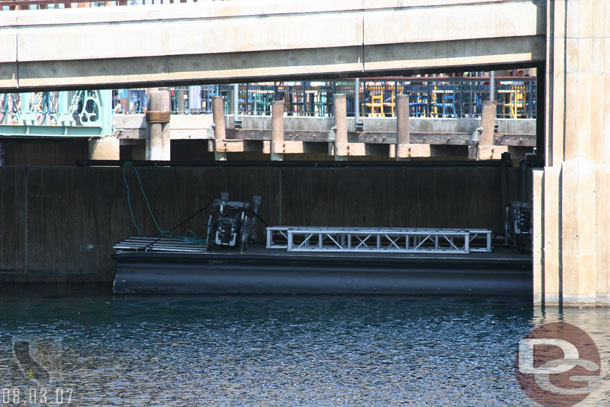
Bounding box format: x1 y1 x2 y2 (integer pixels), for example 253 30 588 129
2 336 73 405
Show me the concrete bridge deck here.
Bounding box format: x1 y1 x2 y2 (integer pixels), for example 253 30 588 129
0 0 546 90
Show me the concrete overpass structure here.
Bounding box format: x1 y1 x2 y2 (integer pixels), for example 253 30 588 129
0 0 608 307
0 0 545 90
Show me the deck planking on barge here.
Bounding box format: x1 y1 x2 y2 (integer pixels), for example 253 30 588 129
112 242 532 296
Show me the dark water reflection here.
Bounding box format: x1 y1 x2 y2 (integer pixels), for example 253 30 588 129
0 286 608 406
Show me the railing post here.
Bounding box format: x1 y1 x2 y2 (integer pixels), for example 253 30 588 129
489 71 496 102
354 78 360 124
233 84 241 128
177 89 186 114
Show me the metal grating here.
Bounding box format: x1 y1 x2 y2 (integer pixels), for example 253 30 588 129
113 236 206 253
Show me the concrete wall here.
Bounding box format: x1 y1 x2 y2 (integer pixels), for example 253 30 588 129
0 165 520 282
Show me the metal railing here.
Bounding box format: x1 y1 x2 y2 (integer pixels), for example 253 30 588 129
159 78 536 119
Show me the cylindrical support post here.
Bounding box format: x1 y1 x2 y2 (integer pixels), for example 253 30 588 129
480 100 497 146
334 94 348 160
489 71 495 102
212 96 227 161
396 94 410 159
271 100 284 161
146 90 171 161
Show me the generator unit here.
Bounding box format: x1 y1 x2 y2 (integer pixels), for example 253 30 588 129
505 201 532 252
205 193 261 252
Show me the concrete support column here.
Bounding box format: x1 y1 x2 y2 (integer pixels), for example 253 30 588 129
271 100 284 161
596 166 610 305
333 94 348 160
212 96 227 161
533 0 610 306
146 90 171 161
395 95 410 159
480 100 496 146
88 137 120 161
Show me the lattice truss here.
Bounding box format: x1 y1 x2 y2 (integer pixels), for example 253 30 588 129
267 227 492 254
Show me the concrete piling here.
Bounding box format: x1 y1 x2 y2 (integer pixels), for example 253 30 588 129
396 95 410 159
271 100 284 161
146 90 171 161
480 100 496 147
333 94 347 160
212 96 227 161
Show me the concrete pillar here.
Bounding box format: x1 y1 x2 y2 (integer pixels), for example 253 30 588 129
146 90 171 161
88 137 120 161
395 94 410 159
533 0 610 306
596 166 610 305
333 94 348 160
271 100 284 161
541 166 561 305
212 96 227 161
561 158 596 305
480 100 496 146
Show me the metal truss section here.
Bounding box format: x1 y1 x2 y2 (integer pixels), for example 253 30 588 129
266 227 492 254
0 90 113 138
468 229 493 253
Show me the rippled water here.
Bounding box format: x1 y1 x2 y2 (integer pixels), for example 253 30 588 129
0 286 609 406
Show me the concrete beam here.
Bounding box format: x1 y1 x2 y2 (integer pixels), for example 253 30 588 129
0 0 546 90
113 115 536 141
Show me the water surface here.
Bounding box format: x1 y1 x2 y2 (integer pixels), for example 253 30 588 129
0 286 608 406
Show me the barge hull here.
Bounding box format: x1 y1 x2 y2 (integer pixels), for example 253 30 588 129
113 250 531 295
